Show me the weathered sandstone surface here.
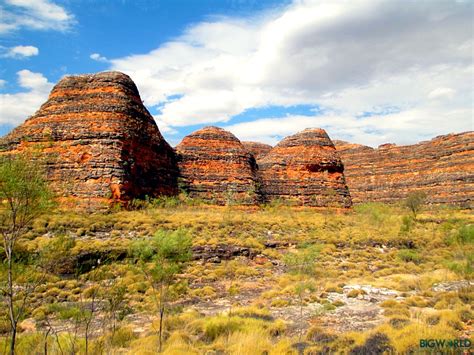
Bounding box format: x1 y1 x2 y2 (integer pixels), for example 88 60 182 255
259 128 352 207
176 126 260 204
0 71 178 204
334 132 474 205
242 141 272 161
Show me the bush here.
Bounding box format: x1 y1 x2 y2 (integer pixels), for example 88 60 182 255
350 332 393 354
446 253 473 278
456 225 474 245
150 196 182 209
404 191 427 218
40 235 76 273
129 228 193 262
399 215 414 234
190 286 216 299
109 326 137 348
398 249 422 264
353 203 392 226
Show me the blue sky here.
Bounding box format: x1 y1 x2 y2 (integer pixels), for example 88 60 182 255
0 0 472 147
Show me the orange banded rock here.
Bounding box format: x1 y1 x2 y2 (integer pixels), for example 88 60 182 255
176 126 261 204
0 71 178 205
334 132 474 206
242 141 272 161
259 128 352 207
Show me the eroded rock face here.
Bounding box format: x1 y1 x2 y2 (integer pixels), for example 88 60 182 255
0 71 178 204
259 128 352 207
242 141 272 161
334 132 474 206
176 126 260 204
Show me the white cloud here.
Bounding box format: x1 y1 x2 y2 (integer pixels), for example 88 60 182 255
224 63 473 146
100 1 471 145
0 0 74 34
17 69 50 89
0 70 53 126
153 116 178 135
3 45 39 58
90 53 108 63
225 105 473 147
428 87 456 100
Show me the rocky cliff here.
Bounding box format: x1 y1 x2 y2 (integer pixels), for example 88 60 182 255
0 71 178 205
334 132 474 206
176 126 261 204
242 141 272 161
259 128 352 207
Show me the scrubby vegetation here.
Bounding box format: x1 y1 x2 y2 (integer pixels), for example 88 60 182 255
0 194 472 354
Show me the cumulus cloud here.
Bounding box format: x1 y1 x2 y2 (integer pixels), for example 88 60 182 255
225 105 472 147
90 53 108 62
2 45 39 58
0 0 74 34
107 0 472 145
0 70 53 126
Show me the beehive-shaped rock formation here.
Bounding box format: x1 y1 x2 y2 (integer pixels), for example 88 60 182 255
176 126 260 204
334 132 474 206
242 141 272 161
259 128 352 207
0 71 178 204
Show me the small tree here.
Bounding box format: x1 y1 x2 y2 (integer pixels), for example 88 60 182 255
103 279 127 337
130 228 192 352
404 191 427 219
0 155 53 354
284 245 320 343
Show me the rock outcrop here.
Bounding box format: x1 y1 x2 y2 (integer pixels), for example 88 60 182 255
176 126 260 204
0 71 178 205
242 141 272 161
334 132 474 206
259 128 352 207
7 71 469 209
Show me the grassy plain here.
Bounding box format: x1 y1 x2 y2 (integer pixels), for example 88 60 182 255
1 199 472 354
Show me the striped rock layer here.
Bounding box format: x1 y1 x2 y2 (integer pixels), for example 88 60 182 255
0 71 178 204
242 141 273 160
176 127 260 205
334 132 474 206
259 128 352 207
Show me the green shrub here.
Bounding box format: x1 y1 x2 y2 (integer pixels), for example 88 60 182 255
446 252 473 278
456 225 474 245
399 215 414 234
398 249 422 264
404 191 427 218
